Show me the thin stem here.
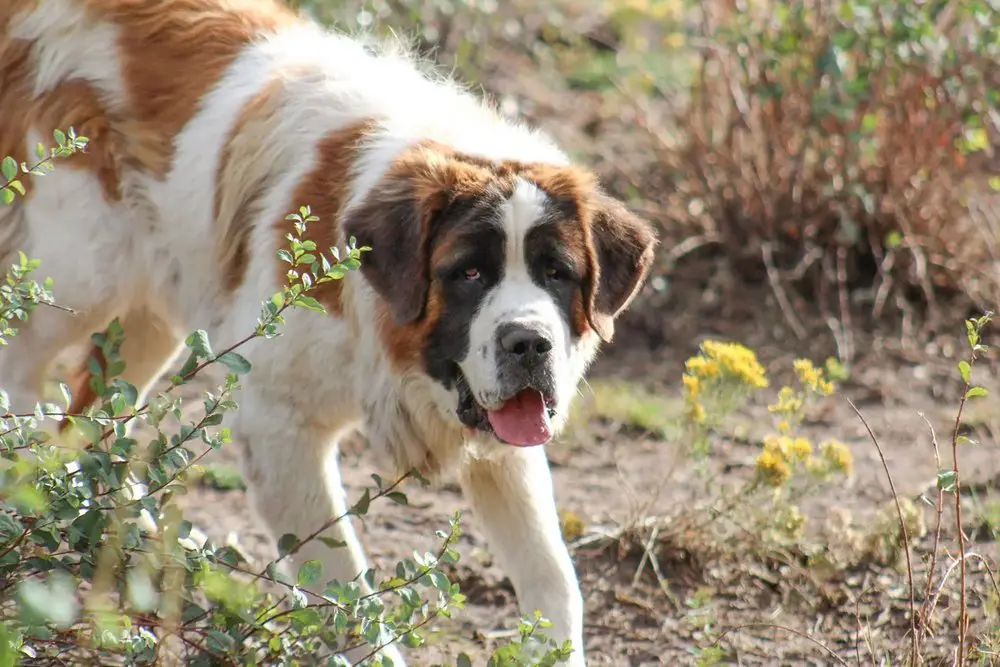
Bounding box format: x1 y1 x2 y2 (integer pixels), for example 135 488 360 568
917 412 945 649
951 379 971 666
845 397 919 667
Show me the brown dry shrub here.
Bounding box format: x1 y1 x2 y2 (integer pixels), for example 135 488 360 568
662 0 999 327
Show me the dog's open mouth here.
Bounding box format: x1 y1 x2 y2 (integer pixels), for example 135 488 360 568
455 369 556 447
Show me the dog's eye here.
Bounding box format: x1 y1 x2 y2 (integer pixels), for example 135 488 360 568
544 264 567 281
463 268 481 281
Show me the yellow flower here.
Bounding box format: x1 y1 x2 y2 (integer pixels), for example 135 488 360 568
805 456 828 478
768 386 803 415
791 437 812 460
685 356 720 379
762 434 786 458
821 439 853 476
701 340 769 388
794 359 836 396
689 402 707 424
756 450 791 486
559 509 586 542
777 419 791 434
682 373 701 402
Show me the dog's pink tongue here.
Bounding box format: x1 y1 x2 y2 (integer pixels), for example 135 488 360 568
487 389 552 447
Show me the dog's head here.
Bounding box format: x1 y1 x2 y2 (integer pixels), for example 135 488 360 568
343 143 656 447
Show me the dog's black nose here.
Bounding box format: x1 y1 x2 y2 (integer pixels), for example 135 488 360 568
498 323 553 367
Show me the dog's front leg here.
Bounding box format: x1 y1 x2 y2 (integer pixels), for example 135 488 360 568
460 446 586 666
234 389 407 666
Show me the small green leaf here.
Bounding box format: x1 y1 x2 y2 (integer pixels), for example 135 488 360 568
351 489 371 516
937 470 957 493
185 330 214 360
966 320 978 348
1 156 16 182
427 570 450 592
216 351 252 374
292 295 326 313
958 360 971 384
0 188 14 205
966 386 989 400
318 536 347 550
277 533 299 558
297 559 323 588
386 491 408 506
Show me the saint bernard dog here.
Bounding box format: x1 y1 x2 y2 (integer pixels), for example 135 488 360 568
0 0 656 664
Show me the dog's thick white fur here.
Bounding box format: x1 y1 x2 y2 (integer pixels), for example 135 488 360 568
0 1 657 664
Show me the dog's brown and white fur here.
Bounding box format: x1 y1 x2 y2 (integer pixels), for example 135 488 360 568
0 1 656 663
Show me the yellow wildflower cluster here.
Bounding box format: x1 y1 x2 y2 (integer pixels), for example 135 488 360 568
756 449 791 486
682 340 769 425
793 359 836 396
756 435 809 485
768 386 804 417
701 341 769 389
756 434 853 487
819 439 853 476
767 359 839 448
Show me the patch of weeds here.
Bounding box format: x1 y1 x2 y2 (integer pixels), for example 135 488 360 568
683 587 728 666
194 463 247 491
571 379 684 438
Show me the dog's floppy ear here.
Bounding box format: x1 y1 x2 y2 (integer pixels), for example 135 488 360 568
341 147 489 325
341 174 435 325
583 193 658 343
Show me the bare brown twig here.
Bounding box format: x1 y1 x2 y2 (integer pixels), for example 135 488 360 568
713 622 849 666
845 397 919 667
917 411 945 651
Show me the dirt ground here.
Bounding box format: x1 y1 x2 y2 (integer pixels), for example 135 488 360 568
165 270 1000 666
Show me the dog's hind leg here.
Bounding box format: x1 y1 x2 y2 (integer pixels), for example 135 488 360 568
460 446 586 666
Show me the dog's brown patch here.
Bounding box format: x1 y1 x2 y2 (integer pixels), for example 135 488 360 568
279 119 378 315
215 78 289 294
84 0 297 177
580 193 658 342
0 32 123 202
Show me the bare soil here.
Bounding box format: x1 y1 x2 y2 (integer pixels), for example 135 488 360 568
167 273 1000 666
